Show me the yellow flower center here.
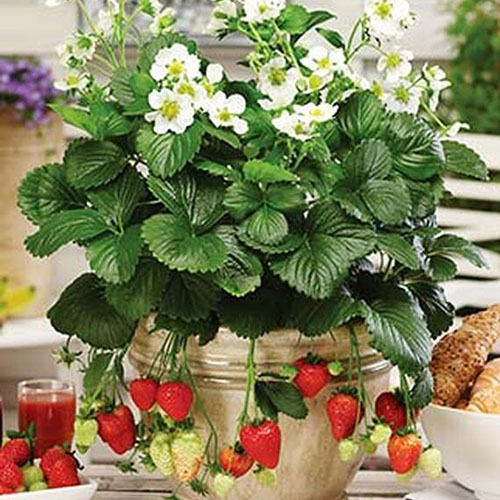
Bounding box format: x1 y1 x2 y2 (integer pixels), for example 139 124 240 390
218 108 232 123
203 81 216 98
258 4 269 14
169 60 185 77
177 82 196 98
375 1 392 18
309 74 323 90
161 100 181 120
386 53 401 69
317 57 332 70
67 75 80 86
371 81 384 98
269 68 286 86
294 123 307 135
309 108 323 118
395 86 410 104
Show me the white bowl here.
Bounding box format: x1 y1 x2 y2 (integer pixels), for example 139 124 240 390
422 404 500 500
1 479 97 500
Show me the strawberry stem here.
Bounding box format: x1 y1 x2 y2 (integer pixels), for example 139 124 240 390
239 339 257 428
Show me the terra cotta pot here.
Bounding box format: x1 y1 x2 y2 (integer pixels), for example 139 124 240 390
129 321 391 500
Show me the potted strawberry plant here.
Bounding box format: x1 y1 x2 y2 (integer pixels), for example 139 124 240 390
19 0 488 498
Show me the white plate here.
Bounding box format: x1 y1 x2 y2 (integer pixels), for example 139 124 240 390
1 479 98 500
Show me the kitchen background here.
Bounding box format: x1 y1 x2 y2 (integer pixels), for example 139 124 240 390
1 0 499 463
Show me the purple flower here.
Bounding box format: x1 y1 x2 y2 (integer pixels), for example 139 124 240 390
0 57 61 127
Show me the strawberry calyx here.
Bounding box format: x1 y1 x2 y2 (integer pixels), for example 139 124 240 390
332 385 360 398
303 352 324 365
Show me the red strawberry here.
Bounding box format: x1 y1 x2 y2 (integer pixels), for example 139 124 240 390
0 455 23 491
388 433 423 474
326 390 364 442
220 445 255 478
40 447 71 478
0 484 13 494
130 378 159 411
97 405 136 455
47 455 80 488
0 439 30 466
375 392 408 432
239 421 281 469
156 382 194 421
293 356 332 398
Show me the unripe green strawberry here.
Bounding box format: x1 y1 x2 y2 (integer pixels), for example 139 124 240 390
150 433 175 477
418 447 442 480
254 468 277 488
171 430 205 482
396 467 416 484
327 360 343 376
338 438 359 462
281 363 298 380
213 473 235 498
370 423 392 445
75 418 98 453
360 436 378 455
23 465 44 488
29 481 48 491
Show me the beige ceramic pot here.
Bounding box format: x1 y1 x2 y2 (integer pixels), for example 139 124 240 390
0 108 64 316
129 321 391 500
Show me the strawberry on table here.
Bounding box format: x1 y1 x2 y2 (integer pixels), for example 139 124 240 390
375 391 408 432
0 484 14 494
239 420 281 469
292 354 332 398
388 432 423 474
0 438 30 466
0 455 23 492
47 455 80 488
326 389 364 442
156 381 194 422
40 447 72 478
219 444 254 478
130 378 159 412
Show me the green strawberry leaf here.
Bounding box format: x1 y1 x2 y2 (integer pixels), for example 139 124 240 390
255 381 308 420
243 160 298 184
410 368 434 409
48 273 135 349
376 233 420 270
84 353 113 393
244 206 289 245
25 209 109 257
442 140 489 180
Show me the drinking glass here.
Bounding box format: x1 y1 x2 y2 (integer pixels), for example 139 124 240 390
18 379 76 457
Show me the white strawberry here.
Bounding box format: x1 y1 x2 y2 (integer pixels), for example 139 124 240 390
418 447 442 480
75 418 98 453
396 467 416 484
171 430 205 482
213 473 235 498
370 423 392 445
150 433 175 476
254 467 277 488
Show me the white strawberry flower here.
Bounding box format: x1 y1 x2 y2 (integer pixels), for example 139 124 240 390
384 79 422 114
377 47 413 83
257 56 299 110
272 111 315 141
54 70 91 92
445 121 470 138
207 63 224 84
150 43 201 82
301 46 345 78
145 89 195 134
422 64 450 111
56 33 97 67
174 80 209 110
150 8 176 36
294 102 338 123
243 0 285 24
207 0 238 35
208 91 249 134
364 0 413 40
305 72 332 93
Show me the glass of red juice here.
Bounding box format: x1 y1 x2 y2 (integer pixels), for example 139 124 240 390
18 379 76 458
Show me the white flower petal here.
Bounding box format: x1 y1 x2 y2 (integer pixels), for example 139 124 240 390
227 94 246 114
207 63 224 84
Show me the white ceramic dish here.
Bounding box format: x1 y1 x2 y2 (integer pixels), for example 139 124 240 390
0 479 98 500
422 404 500 500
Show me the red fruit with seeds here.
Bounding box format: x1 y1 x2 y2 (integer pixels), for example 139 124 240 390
0 456 23 491
239 421 281 469
326 391 364 442
130 378 158 411
97 405 136 455
0 439 30 466
156 382 194 421
47 455 80 488
388 433 423 474
40 447 74 479
293 356 332 398
220 445 255 478
375 392 408 432
0 484 13 494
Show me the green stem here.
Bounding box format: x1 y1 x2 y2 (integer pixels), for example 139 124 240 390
400 372 415 431
239 339 257 427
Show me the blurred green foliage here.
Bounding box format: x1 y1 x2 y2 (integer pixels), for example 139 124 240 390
447 0 500 134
